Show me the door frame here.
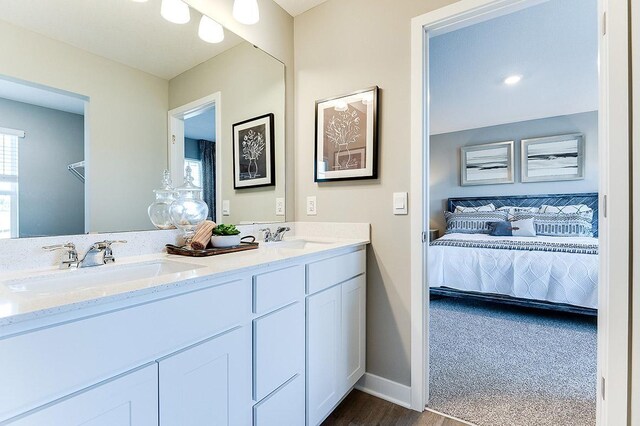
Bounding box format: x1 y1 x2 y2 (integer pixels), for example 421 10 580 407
409 1 631 424
168 92 223 223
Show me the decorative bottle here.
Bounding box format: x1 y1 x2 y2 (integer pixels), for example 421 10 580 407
148 170 176 230
169 166 209 241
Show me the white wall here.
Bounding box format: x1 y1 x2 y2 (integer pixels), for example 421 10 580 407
430 111 599 232
294 0 457 386
0 98 85 237
169 42 286 225
0 20 168 234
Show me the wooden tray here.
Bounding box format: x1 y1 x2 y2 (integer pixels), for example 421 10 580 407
166 241 259 257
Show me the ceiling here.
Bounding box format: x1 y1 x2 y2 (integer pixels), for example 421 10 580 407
0 77 86 115
429 0 598 135
0 0 244 80
185 106 216 141
272 0 329 17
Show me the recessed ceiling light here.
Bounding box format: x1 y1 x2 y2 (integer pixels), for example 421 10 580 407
504 75 522 85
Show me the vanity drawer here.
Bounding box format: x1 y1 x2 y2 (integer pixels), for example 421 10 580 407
0 277 251 422
253 265 304 315
253 302 304 401
253 374 305 426
306 249 366 295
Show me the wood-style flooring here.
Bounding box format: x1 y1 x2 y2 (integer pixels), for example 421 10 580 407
322 390 469 426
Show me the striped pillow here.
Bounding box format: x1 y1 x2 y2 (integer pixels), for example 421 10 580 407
497 206 539 220
512 212 593 237
539 204 594 222
444 210 509 234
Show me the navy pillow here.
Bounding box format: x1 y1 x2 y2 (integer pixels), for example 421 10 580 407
488 221 514 236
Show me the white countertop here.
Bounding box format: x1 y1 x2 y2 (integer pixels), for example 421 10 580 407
0 236 368 328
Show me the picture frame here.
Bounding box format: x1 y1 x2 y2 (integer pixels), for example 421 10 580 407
314 86 378 182
232 113 275 189
521 133 585 182
460 140 514 186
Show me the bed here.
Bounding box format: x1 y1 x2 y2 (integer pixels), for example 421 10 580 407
428 193 599 314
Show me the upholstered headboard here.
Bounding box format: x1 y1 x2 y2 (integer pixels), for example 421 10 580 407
447 192 599 237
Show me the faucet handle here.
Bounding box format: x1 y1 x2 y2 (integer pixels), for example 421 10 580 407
100 240 127 264
91 240 127 250
259 228 273 242
43 242 76 251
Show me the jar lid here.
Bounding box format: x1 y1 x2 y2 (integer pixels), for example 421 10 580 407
175 166 202 194
153 169 175 195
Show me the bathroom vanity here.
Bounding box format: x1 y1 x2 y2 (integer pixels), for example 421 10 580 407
0 229 368 426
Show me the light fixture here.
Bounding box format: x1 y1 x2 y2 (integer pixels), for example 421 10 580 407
233 0 260 25
504 75 522 85
361 92 374 105
199 16 225 43
131 0 149 2
161 0 190 24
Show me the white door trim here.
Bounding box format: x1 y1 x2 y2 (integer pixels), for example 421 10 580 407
410 2 631 425
631 0 639 423
168 92 223 223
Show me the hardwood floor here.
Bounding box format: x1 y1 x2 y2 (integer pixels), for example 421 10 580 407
322 390 469 426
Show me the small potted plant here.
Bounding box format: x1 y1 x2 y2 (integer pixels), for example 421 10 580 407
211 224 242 248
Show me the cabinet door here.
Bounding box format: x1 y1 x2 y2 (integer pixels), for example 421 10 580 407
341 275 366 392
8 364 158 426
306 285 341 426
159 327 252 426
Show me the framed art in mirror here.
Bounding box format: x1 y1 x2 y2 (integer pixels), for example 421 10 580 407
314 86 378 182
232 113 275 189
460 140 514 186
521 133 585 182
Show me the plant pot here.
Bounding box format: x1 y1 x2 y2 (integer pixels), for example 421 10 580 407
210 234 242 248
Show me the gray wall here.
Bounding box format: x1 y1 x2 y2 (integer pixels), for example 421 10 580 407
0 97 85 237
430 111 599 232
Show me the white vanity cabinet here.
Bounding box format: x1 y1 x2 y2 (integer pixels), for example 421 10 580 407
8 364 159 426
1 244 367 426
306 250 367 426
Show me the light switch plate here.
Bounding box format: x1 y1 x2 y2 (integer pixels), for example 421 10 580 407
393 192 408 215
222 200 230 216
306 196 317 216
275 198 285 216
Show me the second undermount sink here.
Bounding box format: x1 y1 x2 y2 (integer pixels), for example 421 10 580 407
262 239 335 250
4 260 205 295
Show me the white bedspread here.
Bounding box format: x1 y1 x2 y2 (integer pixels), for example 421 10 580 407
428 233 599 309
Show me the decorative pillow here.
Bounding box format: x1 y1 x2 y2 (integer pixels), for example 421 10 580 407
512 212 593 237
497 206 539 220
539 204 594 222
444 210 508 234
488 218 537 237
454 203 495 213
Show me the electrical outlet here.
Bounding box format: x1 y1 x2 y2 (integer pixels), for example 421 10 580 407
306 196 317 216
275 198 285 216
222 200 230 216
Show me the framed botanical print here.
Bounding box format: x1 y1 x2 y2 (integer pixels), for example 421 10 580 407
460 141 514 186
521 133 585 182
232 113 275 189
315 86 378 182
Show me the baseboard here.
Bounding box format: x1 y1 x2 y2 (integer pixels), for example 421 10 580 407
354 373 412 409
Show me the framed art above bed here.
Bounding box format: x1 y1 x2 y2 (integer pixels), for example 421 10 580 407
460 141 514 186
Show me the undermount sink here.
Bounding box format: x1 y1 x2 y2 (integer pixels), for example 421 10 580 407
262 239 335 250
4 260 205 295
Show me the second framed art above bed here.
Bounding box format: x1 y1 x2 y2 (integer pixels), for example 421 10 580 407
428 192 599 315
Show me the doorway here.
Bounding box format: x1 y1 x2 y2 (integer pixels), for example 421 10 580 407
410 0 631 425
168 92 222 223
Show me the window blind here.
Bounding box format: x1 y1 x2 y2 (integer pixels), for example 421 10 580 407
0 133 18 182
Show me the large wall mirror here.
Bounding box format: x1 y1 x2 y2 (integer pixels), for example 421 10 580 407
0 0 286 239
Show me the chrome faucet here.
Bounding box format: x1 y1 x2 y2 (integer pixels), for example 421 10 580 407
79 240 127 268
43 242 79 269
43 240 127 269
260 226 291 242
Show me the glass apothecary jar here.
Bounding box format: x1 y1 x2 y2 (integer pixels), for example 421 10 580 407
148 170 176 230
169 166 209 240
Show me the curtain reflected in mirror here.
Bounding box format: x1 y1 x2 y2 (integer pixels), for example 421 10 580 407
199 139 216 219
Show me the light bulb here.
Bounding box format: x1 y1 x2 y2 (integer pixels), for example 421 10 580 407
161 0 190 24
334 100 348 112
361 92 374 105
199 16 224 43
233 0 260 25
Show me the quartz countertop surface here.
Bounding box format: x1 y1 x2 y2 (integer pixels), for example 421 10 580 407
0 236 368 328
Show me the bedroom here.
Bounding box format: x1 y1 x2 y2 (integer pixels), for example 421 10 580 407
426 0 599 425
